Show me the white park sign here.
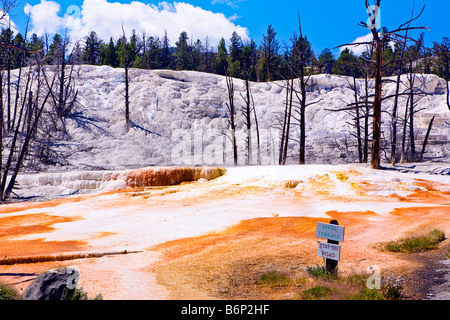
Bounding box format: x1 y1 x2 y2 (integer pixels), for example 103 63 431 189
316 221 346 268
317 241 341 261
316 222 345 242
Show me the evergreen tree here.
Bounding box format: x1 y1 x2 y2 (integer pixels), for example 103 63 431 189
381 45 396 76
128 29 139 64
213 38 228 75
294 34 314 73
148 36 163 69
102 37 119 67
161 30 173 69
117 31 139 68
68 41 82 65
82 31 102 65
318 48 335 74
27 33 45 60
332 48 360 77
200 36 213 73
0 28 13 65
191 39 202 71
175 31 192 70
242 39 258 81
228 31 244 78
259 24 280 82
47 33 64 65
432 37 450 111
135 36 162 69
433 37 450 79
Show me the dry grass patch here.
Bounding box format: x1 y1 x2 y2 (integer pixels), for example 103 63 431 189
150 216 384 300
0 282 20 300
383 229 446 253
151 235 315 300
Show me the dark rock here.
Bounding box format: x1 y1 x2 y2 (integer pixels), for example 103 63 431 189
22 267 80 300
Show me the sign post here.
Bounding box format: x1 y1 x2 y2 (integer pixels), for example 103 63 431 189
316 220 344 274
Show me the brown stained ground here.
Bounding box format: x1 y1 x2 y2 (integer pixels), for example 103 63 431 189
0 167 449 300
0 213 86 258
149 206 450 300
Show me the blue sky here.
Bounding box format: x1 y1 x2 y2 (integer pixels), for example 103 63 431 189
6 0 450 56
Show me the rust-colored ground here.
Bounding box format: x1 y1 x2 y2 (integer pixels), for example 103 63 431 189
150 206 450 300
0 166 449 300
0 213 86 258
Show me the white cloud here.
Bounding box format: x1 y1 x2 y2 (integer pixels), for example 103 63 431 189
340 33 374 56
0 9 19 34
341 33 395 56
211 0 246 8
24 0 249 48
24 0 62 35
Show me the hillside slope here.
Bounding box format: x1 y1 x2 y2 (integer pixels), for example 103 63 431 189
13 66 450 171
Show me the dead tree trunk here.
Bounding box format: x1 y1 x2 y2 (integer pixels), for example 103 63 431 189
408 62 416 162
251 89 261 165
363 71 371 163
420 115 434 161
334 1 428 169
122 27 131 133
371 35 383 169
226 73 238 166
400 96 410 164
6 36 11 131
447 80 450 111
391 12 413 166
124 64 130 132
0 40 50 201
278 78 289 165
296 16 309 165
241 78 252 165
282 70 295 165
352 76 363 163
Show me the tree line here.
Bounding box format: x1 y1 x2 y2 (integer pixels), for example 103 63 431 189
1 25 449 83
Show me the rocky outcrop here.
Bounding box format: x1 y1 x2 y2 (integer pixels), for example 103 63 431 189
16 167 225 193
22 267 80 300
8 66 449 170
112 166 224 188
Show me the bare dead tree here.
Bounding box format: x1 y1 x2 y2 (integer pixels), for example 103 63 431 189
0 0 18 21
121 25 131 133
390 25 410 166
351 76 364 163
407 59 417 161
225 71 238 166
296 14 312 165
403 71 430 163
250 88 261 165
277 16 321 166
0 62 56 201
338 75 365 163
420 115 435 162
360 50 375 163
0 8 50 201
400 95 410 164
335 0 429 169
240 78 253 164
326 53 368 163
278 37 296 165
44 35 81 135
